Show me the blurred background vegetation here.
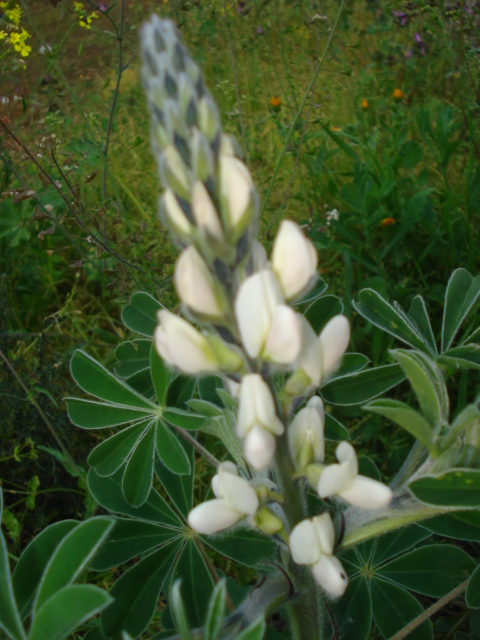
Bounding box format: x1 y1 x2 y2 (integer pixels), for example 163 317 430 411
1 0 479 610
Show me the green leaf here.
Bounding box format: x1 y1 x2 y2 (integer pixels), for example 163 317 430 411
353 289 433 354
372 525 431 565
172 540 214 628
151 345 171 405
115 340 152 378
328 575 371 640
87 422 150 477
198 376 223 404
324 413 350 441
33 517 113 613
204 529 277 567
30 585 112 640
466 564 480 608
66 398 152 430
408 296 437 355
88 469 182 528
155 446 194 518
0 490 27 640
186 399 223 418
70 351 155 409
371 578 432 640
330 353 370 378
204 580 226 640
304 295 343 334
321 364 406 405
377 544 474 597
365 399 433 449
156 421 191 475
442 269 480 352
293 276 327 305
391 350 449 430
170 580 192 640
422 511 480 541
122 426 155 507
397 140 424 170
236 617 266 640
409 470 480 507
12 520 79 620
163 408 207 431
167 375 196 409
88 518 180 571
202 412 245 470
358 456 381 481
121 292 162 337
101 541 180 639
438 344 480 371
442 404 480 449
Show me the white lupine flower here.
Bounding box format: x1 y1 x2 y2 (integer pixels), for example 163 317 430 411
162 189 191 236
238 374 284 470
290 514 348 597
154 310 218 374
271 220 318 300
288 396 325 466
250 240 268 271
219 155 256 238
174 246 223 318
191 180 224 240
318 442 393 509
188 462 259 534
235 270 303 364
318 315 350 378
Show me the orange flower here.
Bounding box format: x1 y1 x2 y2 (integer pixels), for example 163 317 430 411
393 88 403 100
361 99 369 110
381 217 396 226
270 95 281 111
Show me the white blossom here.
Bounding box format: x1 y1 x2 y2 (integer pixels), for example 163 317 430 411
174 246 223 318
290 514 348 597
318 315 350 378
154 310 217 374
288 396 325 466
271 220 318 300
317 442 393 509
191 180 224 240
219 155 256 238
188 462 259 534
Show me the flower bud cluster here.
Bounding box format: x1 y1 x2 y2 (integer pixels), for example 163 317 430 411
142 16 393 601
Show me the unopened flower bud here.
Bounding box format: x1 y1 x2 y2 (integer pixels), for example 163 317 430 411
191 181 224 240
288 396 325 467
254 506 284 535
318 315 350 378
174 246 224 318
271 220 318 300
191 129 215 184
154 311 218 374
244 424 277 471
161 189 192 238
286 319 322 396
220 155 257 241
161 145 191 200
198 96 221 142
205 335 244 373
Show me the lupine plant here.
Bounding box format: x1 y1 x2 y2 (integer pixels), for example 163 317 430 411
2 13 480 640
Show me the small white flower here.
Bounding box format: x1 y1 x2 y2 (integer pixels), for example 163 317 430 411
162 189 191 236
191 180 224 240
188 462 259 535
219 155 256 239
290 514 348 597
154 310 218 374
235 270 303 364
174 246 223 318
271 220 318 300
238 374 284 470
317 442 393 509
318 315 350 378
288 396 325 466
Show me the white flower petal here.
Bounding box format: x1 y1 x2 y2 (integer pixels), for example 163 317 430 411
339 476 393 509
212 461 238 498
154 311 217 374
235 270 284 358
289 519 322 566
317 462 355 498
244 424 276 471
188 499 242 534
220 155 255 232
191 180 224 240
312 555 348 597
221 472 259 515
313 513 335 556
319 315 350 378
265 305 303 364
162 189 190 234
295 318 323 387
175 246 223 317
336 442 358 476
288 396 325 463
271 220 318 300
238 374 283 437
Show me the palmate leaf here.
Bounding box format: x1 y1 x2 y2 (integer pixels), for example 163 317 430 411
321 363 406 405
422 510 480 542
87 422 150 477
409 469 480 507
154 445 194 519
204 580 226 640
438 344 480 371
304 295 343 333
408 296 437 356
203 529 278 568
115 340 152 378
67 399 153 430
365 399 434 450
121 291 162 337
324 575 371 640
442 269 480 352
156 421 191 475
466 564 480 609
122 425 156 507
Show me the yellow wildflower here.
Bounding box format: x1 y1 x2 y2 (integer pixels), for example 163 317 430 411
0 30 8 40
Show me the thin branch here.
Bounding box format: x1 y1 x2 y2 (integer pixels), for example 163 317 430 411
176 428 219 468
389 579 469 640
